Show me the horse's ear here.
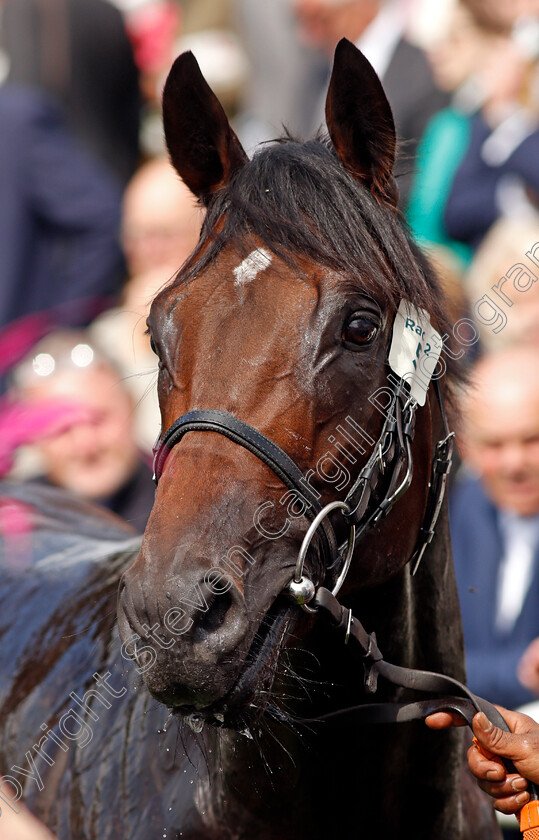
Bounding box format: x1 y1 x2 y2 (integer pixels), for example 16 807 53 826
162 51 248 204
325 38 398 206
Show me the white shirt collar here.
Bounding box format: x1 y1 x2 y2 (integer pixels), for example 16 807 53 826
495 510 539 634
355 1 405 81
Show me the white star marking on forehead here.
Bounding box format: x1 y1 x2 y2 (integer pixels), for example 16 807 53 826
233 248 272 287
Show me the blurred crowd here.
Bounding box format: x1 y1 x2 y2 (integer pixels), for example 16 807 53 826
0 1 538 834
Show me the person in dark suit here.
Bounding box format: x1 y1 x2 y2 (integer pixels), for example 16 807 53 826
443 108 539 252
441 13 539 253
293 0 449 205
2 0 141 185
450 345 539 711
0 84 125 333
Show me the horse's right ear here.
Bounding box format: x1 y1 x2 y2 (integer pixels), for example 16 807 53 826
162 51 248 204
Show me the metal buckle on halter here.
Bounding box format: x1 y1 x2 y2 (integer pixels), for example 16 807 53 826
434 431 455 473
374 401 416 519
287 501 356 613
409 430 455 576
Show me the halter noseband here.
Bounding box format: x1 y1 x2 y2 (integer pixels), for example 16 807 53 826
152 407 340 567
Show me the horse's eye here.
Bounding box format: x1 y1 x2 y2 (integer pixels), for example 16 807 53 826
342 315 379 348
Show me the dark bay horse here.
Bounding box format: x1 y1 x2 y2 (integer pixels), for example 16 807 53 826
115 38 500 839
0 39 501 840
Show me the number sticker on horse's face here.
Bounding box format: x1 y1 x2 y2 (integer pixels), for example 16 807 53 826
117 40 452 728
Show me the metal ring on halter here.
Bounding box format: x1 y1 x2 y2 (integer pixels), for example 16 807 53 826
288 501 356 613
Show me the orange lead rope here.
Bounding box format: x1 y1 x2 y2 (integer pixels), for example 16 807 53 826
472 737 539 839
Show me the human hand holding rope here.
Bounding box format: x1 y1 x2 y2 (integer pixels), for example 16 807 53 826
426 706 539 834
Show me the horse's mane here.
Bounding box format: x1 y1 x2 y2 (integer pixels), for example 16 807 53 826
172 136 462 385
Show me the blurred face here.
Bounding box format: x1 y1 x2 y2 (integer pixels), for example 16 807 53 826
427 4 493 93
463 356 539 516
294 0 379 53
122 162 202 277
28 367 139 500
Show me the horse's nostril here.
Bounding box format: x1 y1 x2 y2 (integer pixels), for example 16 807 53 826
192 589 233 644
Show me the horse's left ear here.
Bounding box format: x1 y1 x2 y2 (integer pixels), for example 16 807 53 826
162 51 248 204
326 39 398 206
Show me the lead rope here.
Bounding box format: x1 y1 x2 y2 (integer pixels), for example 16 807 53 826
298 585 539 839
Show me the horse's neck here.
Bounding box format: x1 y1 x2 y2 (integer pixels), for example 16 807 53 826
199 504 468 839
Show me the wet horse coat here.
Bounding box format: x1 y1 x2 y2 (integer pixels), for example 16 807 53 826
1 41 500 839
0 482 208 838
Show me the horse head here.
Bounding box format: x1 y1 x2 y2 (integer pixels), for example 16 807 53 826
117 39 457 730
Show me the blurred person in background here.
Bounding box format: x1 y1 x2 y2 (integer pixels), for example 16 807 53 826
450 346 539 712
464 219 539 354
126 0 248 157
9 330 155 532
121 0 181 106
119 155 202 278
90 156 203 453
0 84 125 344
293 0 449 206
407 0 501 269
233 0 328 150
1 0 141 185
442 8 539 252
118 0 182 158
